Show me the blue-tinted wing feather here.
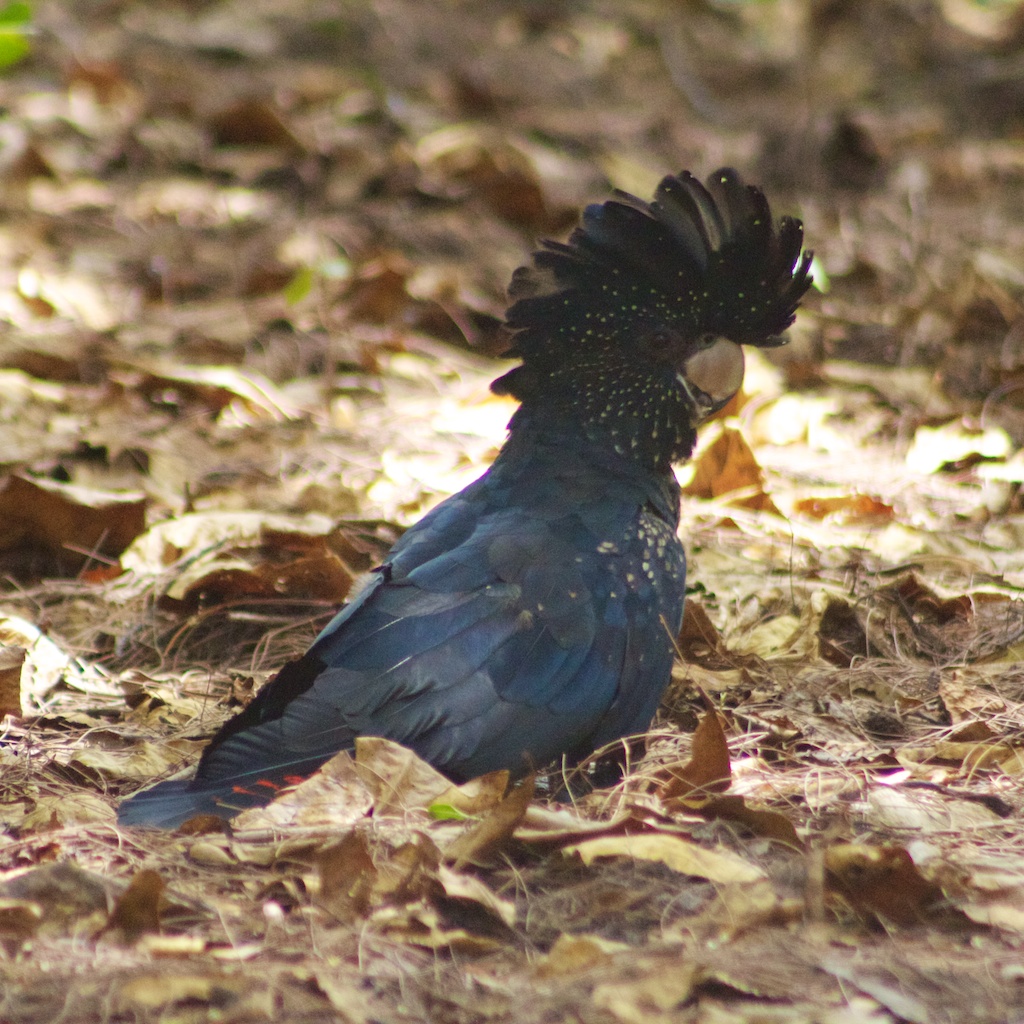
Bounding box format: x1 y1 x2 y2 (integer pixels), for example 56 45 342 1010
118 439 686 828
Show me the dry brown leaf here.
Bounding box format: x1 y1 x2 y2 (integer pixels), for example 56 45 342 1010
342 253 415 324
7 142 56 183
816 595 874 667
102 869 164 943
19 793 114 833
681 424 779 513
656 697 799 844
905 420 1012 475
120 510 337 578
231 750 374 835
207 99 304 150
414 126 553 228
996 748 1024 776
861 784 1005 834
0 899 44 954
817 955 931 1023
878 572 975 626
312 824 514 952
939 670 1008 722
362 834 441 906
592 960 702 1023
121 510 361 611
315 829 382 923
659 695 731 800
353 736 453 814
174 547 355 612
825 844 942 924
373 899 507 954
0 863 111 937
431 769 510 816
675 598 748 671
443 775 533 867
564 834 765 885
103 737 207 784
534 933 631 979
0 645 25 718
748 614 818 661
435 864 516 928
960 902 1024 935
0 615 79 713
513 803 632 844
792 493 894 523
137 934 208 957
113 974 251 1016
698 795 803 849
0 474 146 564
124 362 299 421
312 968 376 1023
673 878 782 943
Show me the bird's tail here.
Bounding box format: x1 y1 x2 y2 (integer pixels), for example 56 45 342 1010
117 778 220 829
117 774 289 829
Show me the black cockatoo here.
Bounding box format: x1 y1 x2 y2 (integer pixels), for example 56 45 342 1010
119 168 812 827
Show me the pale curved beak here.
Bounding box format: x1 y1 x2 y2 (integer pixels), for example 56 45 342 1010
678 337 745 418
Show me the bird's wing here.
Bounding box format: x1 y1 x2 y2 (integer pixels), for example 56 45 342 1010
189 498 682 788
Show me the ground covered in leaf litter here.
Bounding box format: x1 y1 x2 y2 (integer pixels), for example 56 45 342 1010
2 1 1024 1021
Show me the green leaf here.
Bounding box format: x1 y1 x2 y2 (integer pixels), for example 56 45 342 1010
0 34 29 68
283 266 315 305
0 2 31 27
0 1 32 70
428 803 470 821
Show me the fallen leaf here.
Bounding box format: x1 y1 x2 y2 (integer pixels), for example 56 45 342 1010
19 793 114 832
939 670 1008 722
435 864 516 928
0 645 26 718
564 834 765 885
682 424 779 513
114 974 250 1015
123 362 299 421
353 736 454 814
825 844 942 924
0 474 146 565
231 750 374 835
659 695 731 800
905 420 1011 474
514 803 632 844
0 863 111 936
698 795 802 849
534 933 630 978
592 961 701 1022
373 899 507 954
792 493 894 523
102 869 165 943
207 99 304 150
315 829 381 923
960 902 1024 935
675 599 745 670
443 775 533 867
0 614 82 712
430 769 510 817
137 934 207 957
0 898 43 955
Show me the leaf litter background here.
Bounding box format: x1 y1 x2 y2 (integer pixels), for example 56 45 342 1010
3 1 1024 1021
